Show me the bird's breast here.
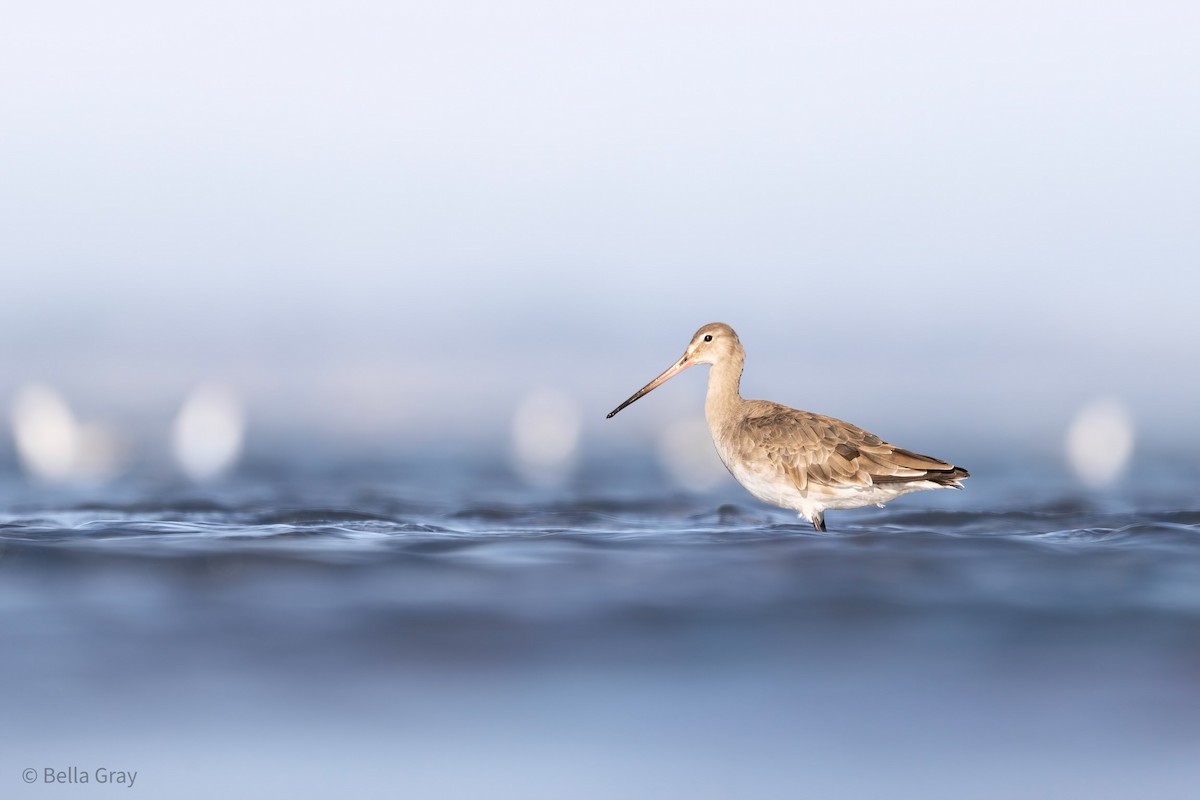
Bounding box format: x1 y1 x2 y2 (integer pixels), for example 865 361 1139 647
710 430 798 509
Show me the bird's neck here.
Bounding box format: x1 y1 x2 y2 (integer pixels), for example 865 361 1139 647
704 352 744 426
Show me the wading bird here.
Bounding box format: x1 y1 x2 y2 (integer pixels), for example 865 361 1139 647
607 323 968 531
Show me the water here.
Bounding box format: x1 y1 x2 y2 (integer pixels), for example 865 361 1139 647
2 449 1199 799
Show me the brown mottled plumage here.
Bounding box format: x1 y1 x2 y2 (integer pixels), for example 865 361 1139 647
607 323 968 531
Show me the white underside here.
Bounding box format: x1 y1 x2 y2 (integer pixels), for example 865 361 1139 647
724 460 956 525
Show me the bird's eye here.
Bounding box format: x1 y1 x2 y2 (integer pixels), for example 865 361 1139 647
703 334 713 342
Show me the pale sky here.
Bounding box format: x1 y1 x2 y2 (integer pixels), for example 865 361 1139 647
2 1 1197 454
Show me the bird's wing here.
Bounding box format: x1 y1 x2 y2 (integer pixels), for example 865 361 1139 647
737 402 967 490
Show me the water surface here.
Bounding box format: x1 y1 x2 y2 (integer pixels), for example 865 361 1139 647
2 451 1198 799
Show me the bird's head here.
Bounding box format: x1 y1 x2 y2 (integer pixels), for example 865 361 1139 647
606 322 741 419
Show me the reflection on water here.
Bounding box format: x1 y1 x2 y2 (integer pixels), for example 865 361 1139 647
2 449 1199 799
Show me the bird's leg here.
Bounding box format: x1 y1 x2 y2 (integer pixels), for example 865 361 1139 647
810 511 826 533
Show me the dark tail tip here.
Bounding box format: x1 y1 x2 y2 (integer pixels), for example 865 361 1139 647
932 466 970 486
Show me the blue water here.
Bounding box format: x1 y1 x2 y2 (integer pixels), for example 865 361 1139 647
2 449 1199 799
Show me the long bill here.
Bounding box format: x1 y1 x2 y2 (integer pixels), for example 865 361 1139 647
606 355 692 418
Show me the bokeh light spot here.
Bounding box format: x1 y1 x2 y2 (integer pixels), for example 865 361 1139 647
172 385 246 481
11 384 78 482
1065 398 1135 489
511 390 581 488
10 384 123 483
657 416 727 491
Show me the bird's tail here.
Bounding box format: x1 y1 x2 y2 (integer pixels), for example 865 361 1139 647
871 447 970 488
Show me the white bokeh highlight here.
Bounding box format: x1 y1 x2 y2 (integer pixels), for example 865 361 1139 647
1065 398 1135 489
656 416 727 492
172 385 246 481
510 390 581 488
10 384 123 483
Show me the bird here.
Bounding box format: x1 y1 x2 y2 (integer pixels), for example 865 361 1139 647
606 323 968 531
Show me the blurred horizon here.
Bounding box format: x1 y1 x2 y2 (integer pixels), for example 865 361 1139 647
3 0 1198 469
